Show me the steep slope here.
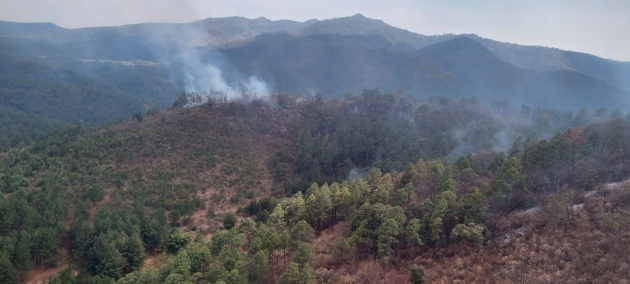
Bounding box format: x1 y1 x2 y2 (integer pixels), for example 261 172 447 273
0 50 142 146
0 37 182 149
4 97 630 283
562 50 630 90
292 14 630 91
3 16 628 91
292 14 630 89
218 33 464 97
2 15 629 150
417 37 629 109
5 15 630 82
471 36 630 89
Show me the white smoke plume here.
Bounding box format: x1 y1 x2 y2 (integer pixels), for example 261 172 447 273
347 168 367 181
174 48 270 102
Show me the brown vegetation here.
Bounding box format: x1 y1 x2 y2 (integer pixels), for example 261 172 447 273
301 184 630 283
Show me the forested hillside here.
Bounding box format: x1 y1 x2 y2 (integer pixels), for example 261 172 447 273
416 37 628 110
2 91 630 283
218 33 464 98
0 38 181 150
2 15 630 150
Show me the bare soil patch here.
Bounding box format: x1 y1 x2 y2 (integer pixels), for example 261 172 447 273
23 265 67 284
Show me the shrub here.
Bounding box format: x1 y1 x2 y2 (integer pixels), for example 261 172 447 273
223 213 237 230
409 265 426 284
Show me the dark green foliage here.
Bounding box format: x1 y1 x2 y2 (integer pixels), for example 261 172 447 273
0 85 629 283
273 89 526 189
116 234 146 272
0 40 184 149
492 157 525 211
0 253 16 284
86 185 105 202
141 209 169 253
187 242 212 274
451 223 485 246
132 112 144 123
223 213 237 230
209 230 230 256
31 227 62 266
242 197 277 221
292 243 313 267
11 230 31 274
88 234 126 279
110 267 157 284
277 262 300 284
409 264 426 284
277 261 316 284
46 266 85 284
171 92 188 109
68 207 150 279
167 229 190 254
248 250 271 283
90 275 116 284
290 221 315 250
377 218 400 261
164 249 192 283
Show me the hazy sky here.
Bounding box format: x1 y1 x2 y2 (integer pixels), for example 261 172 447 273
2 0 629 61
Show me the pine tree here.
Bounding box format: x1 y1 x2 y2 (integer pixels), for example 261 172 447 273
277 262 300 284
292 243 313 268
493 157 525 211
298 264 316 284
377 218 400 262
405 218 423 259
0 253 16 284
12 230 31 275
88 235 126 279
268 205 287 231
116 233 146 273
31 227 61 266
451 223 485 246
281 192 306 228
187 242 212 274
170 249 192 281
167 229 190 254
221 269 241 284
289 221 314 250
141 209 168 253
223 213 237 230
248 250 271 284
304 184 332 230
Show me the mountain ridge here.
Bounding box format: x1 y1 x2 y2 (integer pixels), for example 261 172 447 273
3 14 629 90
416 36 629 109
1 14 629 148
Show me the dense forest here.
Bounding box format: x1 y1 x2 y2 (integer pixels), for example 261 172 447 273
1 90 630 283
0 38 182 150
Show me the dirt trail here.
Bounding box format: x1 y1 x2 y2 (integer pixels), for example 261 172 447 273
23 265 67 284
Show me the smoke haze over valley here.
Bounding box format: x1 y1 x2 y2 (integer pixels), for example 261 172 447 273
2 13 629 110
3 3 630 284
1 11 630 152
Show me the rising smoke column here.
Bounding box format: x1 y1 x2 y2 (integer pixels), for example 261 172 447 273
174 46 271 102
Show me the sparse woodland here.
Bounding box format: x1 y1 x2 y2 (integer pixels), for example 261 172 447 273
2 90 630 283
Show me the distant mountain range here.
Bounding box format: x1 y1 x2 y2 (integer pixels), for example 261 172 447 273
3 14 628 84
1 13 629 147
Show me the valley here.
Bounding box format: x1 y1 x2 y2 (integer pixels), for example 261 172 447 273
0 11 630 284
